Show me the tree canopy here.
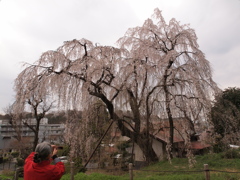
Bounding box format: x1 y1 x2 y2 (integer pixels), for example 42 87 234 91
210 87 240 147
14 8 219 162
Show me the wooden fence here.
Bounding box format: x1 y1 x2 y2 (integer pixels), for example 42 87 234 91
129 163 240 180
129 163 211 180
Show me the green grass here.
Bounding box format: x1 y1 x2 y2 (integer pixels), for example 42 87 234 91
61 153 240 180
61 173 129 180
2 152 240 179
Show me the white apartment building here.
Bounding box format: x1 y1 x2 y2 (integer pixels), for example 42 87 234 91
0 118 65 150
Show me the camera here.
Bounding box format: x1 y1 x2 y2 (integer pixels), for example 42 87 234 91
57 146 63 150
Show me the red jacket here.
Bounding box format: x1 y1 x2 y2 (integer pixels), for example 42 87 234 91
24 152 65 180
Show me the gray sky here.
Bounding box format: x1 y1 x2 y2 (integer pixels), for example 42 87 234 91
0 0 240 114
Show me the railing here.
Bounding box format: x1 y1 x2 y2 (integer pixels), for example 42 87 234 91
0 159 17 171
129 163 240 180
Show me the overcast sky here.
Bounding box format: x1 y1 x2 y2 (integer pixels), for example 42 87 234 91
0 0 240 114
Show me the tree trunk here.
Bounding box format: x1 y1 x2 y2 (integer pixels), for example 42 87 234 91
163 59 175 157
116 118 159 163
96 91 159 163
32 119 40 151
33 132 39 151
136 134 159 163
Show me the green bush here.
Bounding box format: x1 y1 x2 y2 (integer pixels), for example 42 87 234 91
2 157 8 163
17 158 24 166
1 169 15 177
221 148 240 159
11 151 19 158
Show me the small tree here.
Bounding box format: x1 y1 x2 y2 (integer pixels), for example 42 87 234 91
64 110 84 166
64 99 109 166
9 137 32 159
210 87 240 150
11 92 54 151
4 104 23 142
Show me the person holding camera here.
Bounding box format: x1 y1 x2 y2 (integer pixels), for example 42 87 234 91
24 142 65 180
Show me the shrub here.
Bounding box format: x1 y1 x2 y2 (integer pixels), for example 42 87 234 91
222 149 240 159
17 158 24 166
1 169 15 177
11 152 19 158
3 157 8 163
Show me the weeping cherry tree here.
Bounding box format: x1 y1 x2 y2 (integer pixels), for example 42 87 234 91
117 8 219 157
14 8 219 163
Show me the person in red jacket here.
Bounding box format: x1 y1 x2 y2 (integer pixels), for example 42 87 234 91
24 142 65 180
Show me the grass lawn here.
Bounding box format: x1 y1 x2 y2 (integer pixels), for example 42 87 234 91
2 152 240 179
61 153 240 180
